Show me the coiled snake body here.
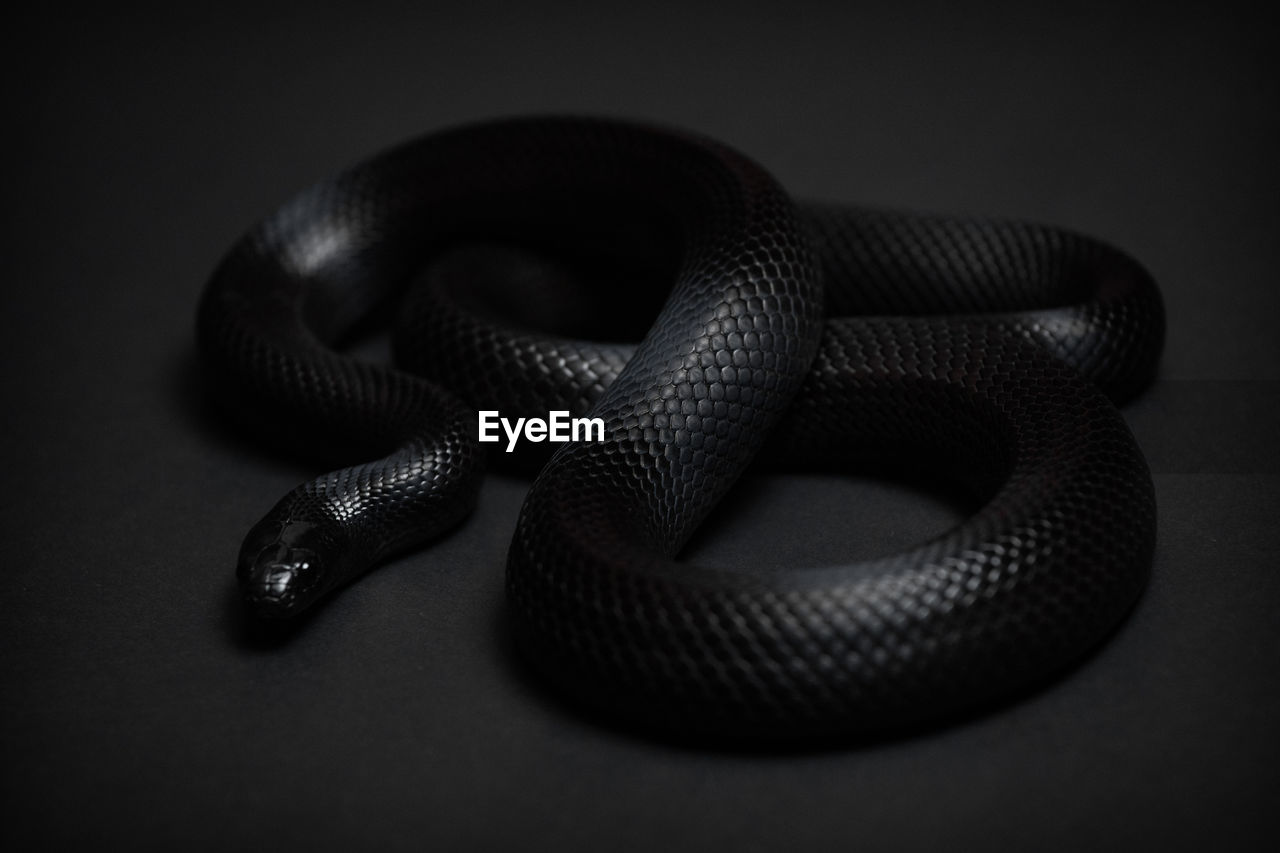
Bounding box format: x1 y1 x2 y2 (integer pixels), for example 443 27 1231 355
198 117 1163 737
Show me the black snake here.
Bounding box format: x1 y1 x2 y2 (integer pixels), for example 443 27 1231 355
197 116 1163 737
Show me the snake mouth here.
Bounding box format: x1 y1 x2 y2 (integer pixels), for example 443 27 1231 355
239 544 324 618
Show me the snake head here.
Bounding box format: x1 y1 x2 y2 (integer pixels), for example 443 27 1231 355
236 517 342 618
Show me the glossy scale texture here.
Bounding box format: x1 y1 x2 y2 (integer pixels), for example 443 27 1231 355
198 116 1164 737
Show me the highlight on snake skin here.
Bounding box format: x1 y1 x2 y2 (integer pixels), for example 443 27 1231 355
197 115 1164 738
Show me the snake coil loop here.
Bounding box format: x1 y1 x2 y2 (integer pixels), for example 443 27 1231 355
199 116 1163 737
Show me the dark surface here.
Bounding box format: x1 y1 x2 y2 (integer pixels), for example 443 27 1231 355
2 3 1277 851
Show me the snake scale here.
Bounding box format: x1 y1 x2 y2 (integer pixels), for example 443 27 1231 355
197 116 1164 737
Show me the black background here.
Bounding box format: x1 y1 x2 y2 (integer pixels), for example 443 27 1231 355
3 3 1278 850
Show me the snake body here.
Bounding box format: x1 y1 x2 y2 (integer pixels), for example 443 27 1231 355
198 116 1163 736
